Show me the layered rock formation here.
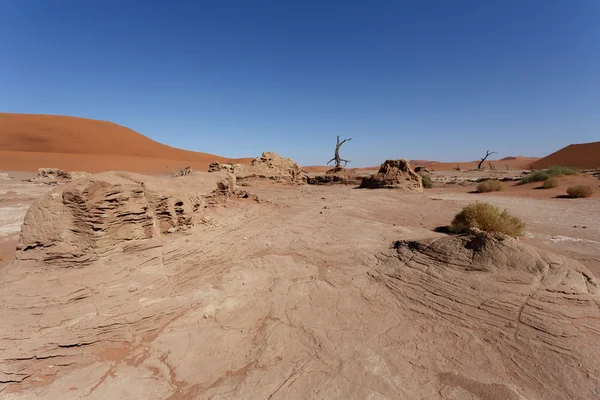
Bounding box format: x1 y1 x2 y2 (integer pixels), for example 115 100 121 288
16 171 235 266
209 152 306 185
360 159 423 191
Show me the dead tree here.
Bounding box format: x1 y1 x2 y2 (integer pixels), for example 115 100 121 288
478 150 497 170
488 161 496 171
327 136 352 168
454 164 461 171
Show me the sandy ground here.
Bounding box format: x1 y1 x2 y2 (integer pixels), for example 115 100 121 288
1 169 598 271
1 170 599 399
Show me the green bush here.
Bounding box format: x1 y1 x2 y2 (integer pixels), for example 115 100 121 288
519 170 550 185
520 165 579 185
547 165 579 176
450 202 525 237
542 177 559 189
420 174 433 189
476 180 504 193
566 185 593 198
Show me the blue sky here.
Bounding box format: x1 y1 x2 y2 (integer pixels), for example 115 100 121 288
1 1 599 166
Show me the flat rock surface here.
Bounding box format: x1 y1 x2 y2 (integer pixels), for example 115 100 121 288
1 177 599 399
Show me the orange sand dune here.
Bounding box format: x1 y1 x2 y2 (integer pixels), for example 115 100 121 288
532 142 600 170
0 113 250 173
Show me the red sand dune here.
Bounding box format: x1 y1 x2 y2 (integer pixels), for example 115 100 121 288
0 113 250 173
532 142 600 170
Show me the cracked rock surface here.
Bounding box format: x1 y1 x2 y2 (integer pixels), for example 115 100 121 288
1 178 599 399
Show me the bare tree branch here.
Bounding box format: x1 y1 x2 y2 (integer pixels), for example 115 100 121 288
478 150 497 170
329 136 352 168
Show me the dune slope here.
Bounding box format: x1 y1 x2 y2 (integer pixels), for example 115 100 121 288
0 113 249 173
532 141 600 170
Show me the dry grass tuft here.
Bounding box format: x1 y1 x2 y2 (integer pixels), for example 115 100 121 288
542 177 559 189
450 202 525 237
476 180 504 193
566 185 593 198
419 173 433 189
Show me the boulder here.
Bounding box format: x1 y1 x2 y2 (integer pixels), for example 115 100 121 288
359 159 423 191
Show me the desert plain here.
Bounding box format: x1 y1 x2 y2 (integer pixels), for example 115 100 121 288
1 113 600 400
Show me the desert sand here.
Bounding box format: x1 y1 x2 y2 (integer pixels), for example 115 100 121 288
1 115 600 399
533 141 600 170
0 113 250 173
0 154 599 399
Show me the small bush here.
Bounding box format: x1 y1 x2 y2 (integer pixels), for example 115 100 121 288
542 177 559 189
450 202 525 237
420 174 433 189
566 185 593 198
519 170 550 185
476 180 504 193
547 165 579 176
519 165 579 185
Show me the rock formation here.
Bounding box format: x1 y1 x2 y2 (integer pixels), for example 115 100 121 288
360 159 423 191
208 161 238 173
16 171 236 266
211 152 306 185
369 233 600 400
307 166 362 185
27 168 90 185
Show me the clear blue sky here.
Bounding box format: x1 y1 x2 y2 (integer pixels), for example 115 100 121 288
1 1 599 166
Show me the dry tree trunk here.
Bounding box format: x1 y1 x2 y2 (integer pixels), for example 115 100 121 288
327 136 352 168
478 150 497 170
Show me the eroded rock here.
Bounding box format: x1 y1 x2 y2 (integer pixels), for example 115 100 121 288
360 159 423 191
27 168 91 185
16 171 235 266
307 166 362 185
212 152 306 185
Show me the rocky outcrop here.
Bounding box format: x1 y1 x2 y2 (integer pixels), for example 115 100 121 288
16 171 236 266
208 161 239 173
26 168 90 185
307 166 362 185
212 152 306 185
360 159 423 191
371 233 600 400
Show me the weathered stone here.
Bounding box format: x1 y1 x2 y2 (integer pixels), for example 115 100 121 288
360 159 423 191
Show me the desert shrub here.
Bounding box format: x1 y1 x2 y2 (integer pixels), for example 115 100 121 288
542 177 559 189
519 165 579 185
566 185 593 198
519 170 550 185
476 180 504 193
420 174 433 189
547 165 579 176
450 202 525 237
